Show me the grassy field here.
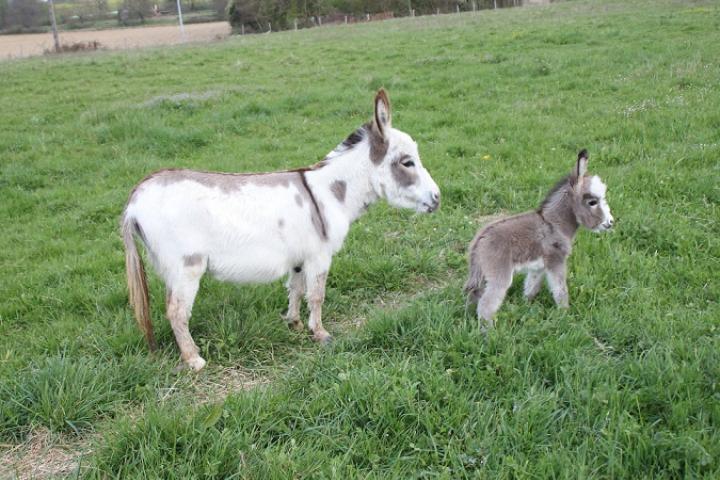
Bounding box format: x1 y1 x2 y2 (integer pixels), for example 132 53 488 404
1 0 719 477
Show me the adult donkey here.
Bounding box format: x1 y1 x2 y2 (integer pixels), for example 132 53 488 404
122 89 441 370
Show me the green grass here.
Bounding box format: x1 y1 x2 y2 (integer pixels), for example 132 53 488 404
1 0 719 477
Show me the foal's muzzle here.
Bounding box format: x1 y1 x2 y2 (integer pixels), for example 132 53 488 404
595 219 614 232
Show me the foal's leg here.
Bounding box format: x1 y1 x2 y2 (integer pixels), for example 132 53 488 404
284 268 305 332
166 257 207 371
523 269 544 301
545 259 569 308
477 269 512 328
303 258 332 343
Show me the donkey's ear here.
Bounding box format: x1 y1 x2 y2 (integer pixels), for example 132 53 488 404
373 88 392 137
574 149 589 190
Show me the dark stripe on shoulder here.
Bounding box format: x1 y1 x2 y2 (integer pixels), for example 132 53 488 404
299 171 328 240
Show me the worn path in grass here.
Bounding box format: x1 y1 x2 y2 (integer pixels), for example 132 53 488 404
1 0 719 477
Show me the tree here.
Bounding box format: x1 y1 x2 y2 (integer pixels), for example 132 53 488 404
0 0 7 29
213 0 226 18
119 0 152 24
4 0 46 30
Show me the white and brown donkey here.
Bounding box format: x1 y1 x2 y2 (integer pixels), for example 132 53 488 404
122 89 441 370
465 149 613 326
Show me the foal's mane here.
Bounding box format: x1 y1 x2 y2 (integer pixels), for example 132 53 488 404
538 174 573 213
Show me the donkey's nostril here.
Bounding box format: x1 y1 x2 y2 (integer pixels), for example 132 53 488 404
432 192 440 202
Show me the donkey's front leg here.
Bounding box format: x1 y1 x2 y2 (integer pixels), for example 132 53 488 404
545 260 569 308
303 258 332 344
284 268 305 332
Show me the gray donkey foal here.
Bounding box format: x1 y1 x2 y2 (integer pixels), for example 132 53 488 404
465 149 614 325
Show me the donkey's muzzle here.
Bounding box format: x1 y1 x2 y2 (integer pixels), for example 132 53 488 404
423 192 441 213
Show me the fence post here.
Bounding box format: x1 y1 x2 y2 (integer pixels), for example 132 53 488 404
268 22 271 32
318 16 322 25
294 18 297 30
366 13 370 21
436 7 440 14
456 4 459 13
47 0 61 52
411 8 415 16
175 0 186 41
472 1 476 11
241 24 244 34
493 0 497 9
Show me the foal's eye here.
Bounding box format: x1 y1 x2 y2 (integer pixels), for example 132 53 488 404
588 200 598 207
400 158 415 168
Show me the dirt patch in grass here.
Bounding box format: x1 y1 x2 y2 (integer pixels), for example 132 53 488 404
474 211 509 226
0 429 92 480
0 21 230 60
157 365 273 405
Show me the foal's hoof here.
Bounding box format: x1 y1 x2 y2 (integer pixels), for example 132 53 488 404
313 331 333 344
478 318 494 334
185 356 207 371
283 313 304 332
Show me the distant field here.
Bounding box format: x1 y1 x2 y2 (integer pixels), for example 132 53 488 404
0 21 229 59
1 0 719 478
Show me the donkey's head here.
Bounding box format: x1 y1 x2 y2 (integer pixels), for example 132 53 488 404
366 89 440 213
570 149 614 232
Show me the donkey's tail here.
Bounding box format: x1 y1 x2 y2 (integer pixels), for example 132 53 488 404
463 260 485 307
122 216 157 352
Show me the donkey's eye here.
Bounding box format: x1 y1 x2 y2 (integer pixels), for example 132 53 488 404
588 200 598 207
400 158 415 168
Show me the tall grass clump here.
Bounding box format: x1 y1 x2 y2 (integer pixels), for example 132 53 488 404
0 355 160 440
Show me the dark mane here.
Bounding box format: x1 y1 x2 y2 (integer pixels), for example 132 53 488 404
341 125 367 149
323 123 370 162
538 174 572 212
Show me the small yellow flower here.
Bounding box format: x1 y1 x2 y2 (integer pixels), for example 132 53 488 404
482 154 491 160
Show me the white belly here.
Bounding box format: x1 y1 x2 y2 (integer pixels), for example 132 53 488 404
207 244 294 283
514 258 545 274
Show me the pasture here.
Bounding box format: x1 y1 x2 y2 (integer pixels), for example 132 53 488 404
1 0 719 477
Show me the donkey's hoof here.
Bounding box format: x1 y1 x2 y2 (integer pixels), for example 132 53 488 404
186 356 207 371
313 331 333 344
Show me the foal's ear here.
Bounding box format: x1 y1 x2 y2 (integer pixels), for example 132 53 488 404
373 88 392 137
574 149 589 191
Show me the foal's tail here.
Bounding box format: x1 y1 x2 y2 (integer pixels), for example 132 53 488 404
122 216 157 352
463 257 485 307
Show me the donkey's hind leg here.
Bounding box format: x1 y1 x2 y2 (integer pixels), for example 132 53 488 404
284 268 305 332
477 270 512 328
523 269 544 301
167 256 208 371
